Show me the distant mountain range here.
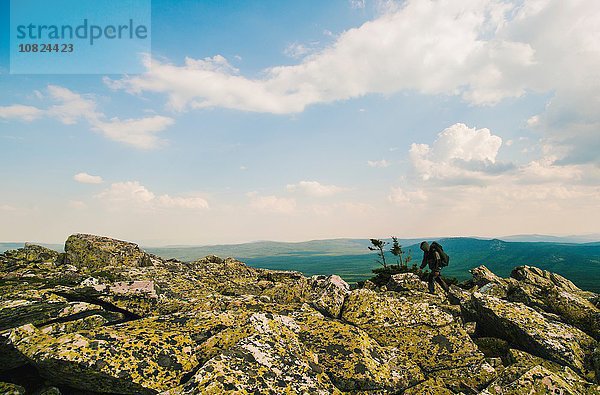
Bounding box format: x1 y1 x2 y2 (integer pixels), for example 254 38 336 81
2 235 599 292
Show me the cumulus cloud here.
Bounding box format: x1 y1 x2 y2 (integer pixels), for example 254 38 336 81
390 122 599 230
409 123 507 182
247 192 296 214
286 181 346 197
97 181 209 210
73 172 103 184
0 85 174 149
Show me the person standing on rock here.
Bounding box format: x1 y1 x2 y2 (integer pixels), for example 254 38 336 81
419 241 450 294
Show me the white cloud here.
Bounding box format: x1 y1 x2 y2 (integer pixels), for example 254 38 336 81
0 105 44 122
284 42 316 59
0 85 174 149
247 192 296 214
390 122 599 234
286 180 346 197
97 181 209 210
46 85 98 125
350 0 366 10
108 0 537 114
0 204 17 211
156 195 209 209
104 0 599 164
73 172 103 184
367 159 390 168
91 116 174 150
409 123 506 182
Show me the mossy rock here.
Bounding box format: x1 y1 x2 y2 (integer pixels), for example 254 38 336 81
473 337 510 358
473 292 597 376
164 313 341 395
292 306 423 392
9 318 199 394
341 289 496 392
65 234 153 271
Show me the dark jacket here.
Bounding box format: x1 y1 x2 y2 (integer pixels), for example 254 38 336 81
420 249 441 271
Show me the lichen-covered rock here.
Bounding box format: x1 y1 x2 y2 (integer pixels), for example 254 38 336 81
309 274 349 318
482 365 590 395
386 272 428 293
341 289 496 392
292 305 423 392
511 265 581 293
65 234 154 271
403 378 454 394
163 313 341 395
470 265 507 288
544 286 600 340
473 292 597 376
505 267 600 340
482 349 600 394
473 337 509 358
9 318 199 394
0 291 71 331
0 331 27 371
0 381 26 395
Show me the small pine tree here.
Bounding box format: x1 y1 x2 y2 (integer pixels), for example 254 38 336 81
389 236 404 269
368 238 388 268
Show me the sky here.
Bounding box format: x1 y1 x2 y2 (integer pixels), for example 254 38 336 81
0 0 599 245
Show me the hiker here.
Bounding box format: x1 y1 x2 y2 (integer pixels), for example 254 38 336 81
419 241 449 294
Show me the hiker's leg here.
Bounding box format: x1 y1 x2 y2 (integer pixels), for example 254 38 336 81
436 274 449 292
427 272 435 294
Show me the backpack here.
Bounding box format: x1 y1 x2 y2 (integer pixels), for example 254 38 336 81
430 241 449 267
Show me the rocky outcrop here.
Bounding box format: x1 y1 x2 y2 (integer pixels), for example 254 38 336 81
308 274 349 318
65 234 155 270
341 289 496 392
473 292 596 376
0 234 599 394
385 272 428 292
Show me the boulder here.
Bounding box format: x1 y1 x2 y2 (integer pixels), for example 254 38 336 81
341 289 496 392
482 365 591 395
482 348 599 394
0 382 26 395
473 337 509 358
506 267 600 339
292 305 423 392
403 378 454 394
511 265 581 292
309 274 349 318
9 316 199 394
470 265 506 288
472 292 597 376
163 313 341 395
386 272 428 293
64 234 153 271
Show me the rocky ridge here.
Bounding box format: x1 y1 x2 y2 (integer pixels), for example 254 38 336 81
0 234 598 394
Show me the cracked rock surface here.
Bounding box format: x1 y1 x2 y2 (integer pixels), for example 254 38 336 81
0 235 598 394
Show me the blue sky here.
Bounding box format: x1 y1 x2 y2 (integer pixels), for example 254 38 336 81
0 0 599 245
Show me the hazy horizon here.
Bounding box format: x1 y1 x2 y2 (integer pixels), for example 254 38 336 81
2 232 599 249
